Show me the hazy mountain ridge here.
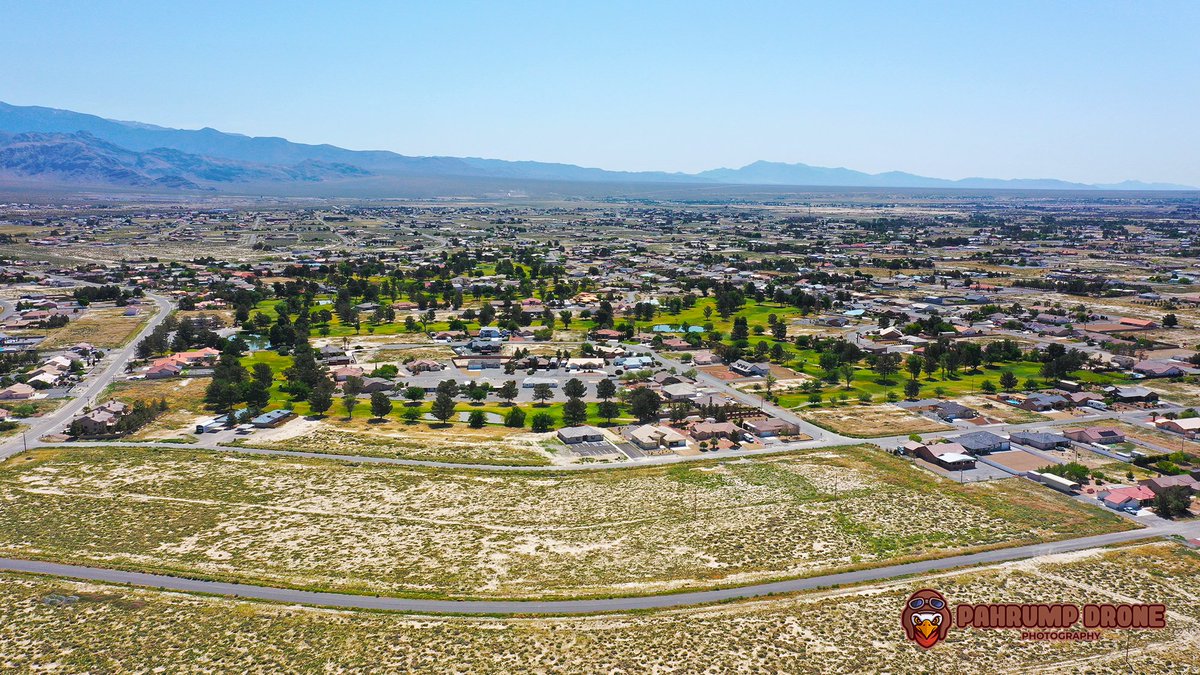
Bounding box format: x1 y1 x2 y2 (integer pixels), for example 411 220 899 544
0 130 372 190
0 101 1193 193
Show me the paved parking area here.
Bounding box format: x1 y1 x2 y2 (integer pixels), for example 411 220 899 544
615 442 645 459
570 441 621 458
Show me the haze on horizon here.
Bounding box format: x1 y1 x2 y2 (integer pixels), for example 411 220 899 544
2 0 1198 186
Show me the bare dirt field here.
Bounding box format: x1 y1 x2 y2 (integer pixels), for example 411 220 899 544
1 541 1196 672
801 405 954 437
0 444 1131 601
240 422 554 466
38 307 150 349
957 395 1050 424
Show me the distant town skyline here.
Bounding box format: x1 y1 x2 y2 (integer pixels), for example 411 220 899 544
2 1 1198 185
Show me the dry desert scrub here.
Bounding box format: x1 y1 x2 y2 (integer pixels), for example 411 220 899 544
800 404 954 437
0 445 1132 601
1 543 1198 673
239 425 553 466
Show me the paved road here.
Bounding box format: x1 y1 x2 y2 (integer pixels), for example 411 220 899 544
0 292 173 461
2 518 1194 615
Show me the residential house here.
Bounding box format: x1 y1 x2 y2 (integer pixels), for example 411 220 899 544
932 401 977 421
1133 360 1189 378
689 421 741 441
1105 386 1159 403
1099 485 1156 512
1155 417 1200 438
910 441 977 470
1063 426 1125 445
744 417 800 437
1020 393 1068 412
0 383 35 400
1140 474 1199 496
952 430 1009 455
1010 431 1071 450
629 425 688 452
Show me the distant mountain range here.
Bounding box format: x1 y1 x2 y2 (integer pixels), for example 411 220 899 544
0 101 1194 195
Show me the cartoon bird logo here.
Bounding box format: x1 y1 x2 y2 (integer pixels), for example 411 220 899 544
901 589 951 649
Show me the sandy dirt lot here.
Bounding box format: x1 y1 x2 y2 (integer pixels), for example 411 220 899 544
801 405 954 437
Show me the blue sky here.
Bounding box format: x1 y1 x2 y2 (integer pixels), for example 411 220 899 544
2 1 1198 184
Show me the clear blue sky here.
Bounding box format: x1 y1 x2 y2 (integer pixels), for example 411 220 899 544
2 1 1198 184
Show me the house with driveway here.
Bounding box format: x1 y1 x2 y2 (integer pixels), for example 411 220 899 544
951 430 1009 455
1063 426 1125 445
1010 431 1071 450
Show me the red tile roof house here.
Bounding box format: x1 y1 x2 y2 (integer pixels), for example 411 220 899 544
1099 485 1156 511
592 329 623 341
146 361 183 379
1062 426 1125 445
330 366 365 382
662 338 691 351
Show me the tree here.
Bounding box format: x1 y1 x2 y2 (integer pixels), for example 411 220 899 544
403 386 426 404
430 391 456 425
370 391 393 419
597 400 621 425
1163 313 1178 328
532 383 555 405
730 316 749 343
400 405 422 423
904 379 921 400
252 362 273 388
308 378 334 416
1024 377 1040 391
668 402 690 423
341 392 359 419
563 397 588 426
906 354 924 381
530 411 555 432
1042 461 1089 483
874 353 900 381
1153 485 1191 518
467 410 487 428
504 406 526 428
980 379 997 394
839 364 855 388
243 382 270 412
342 376 364 399
467 384 488 404
629 388 662 423
596 378 616 401
999 370 1018 391
435 379 460 399
563 377 586 399
497 380 519 405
